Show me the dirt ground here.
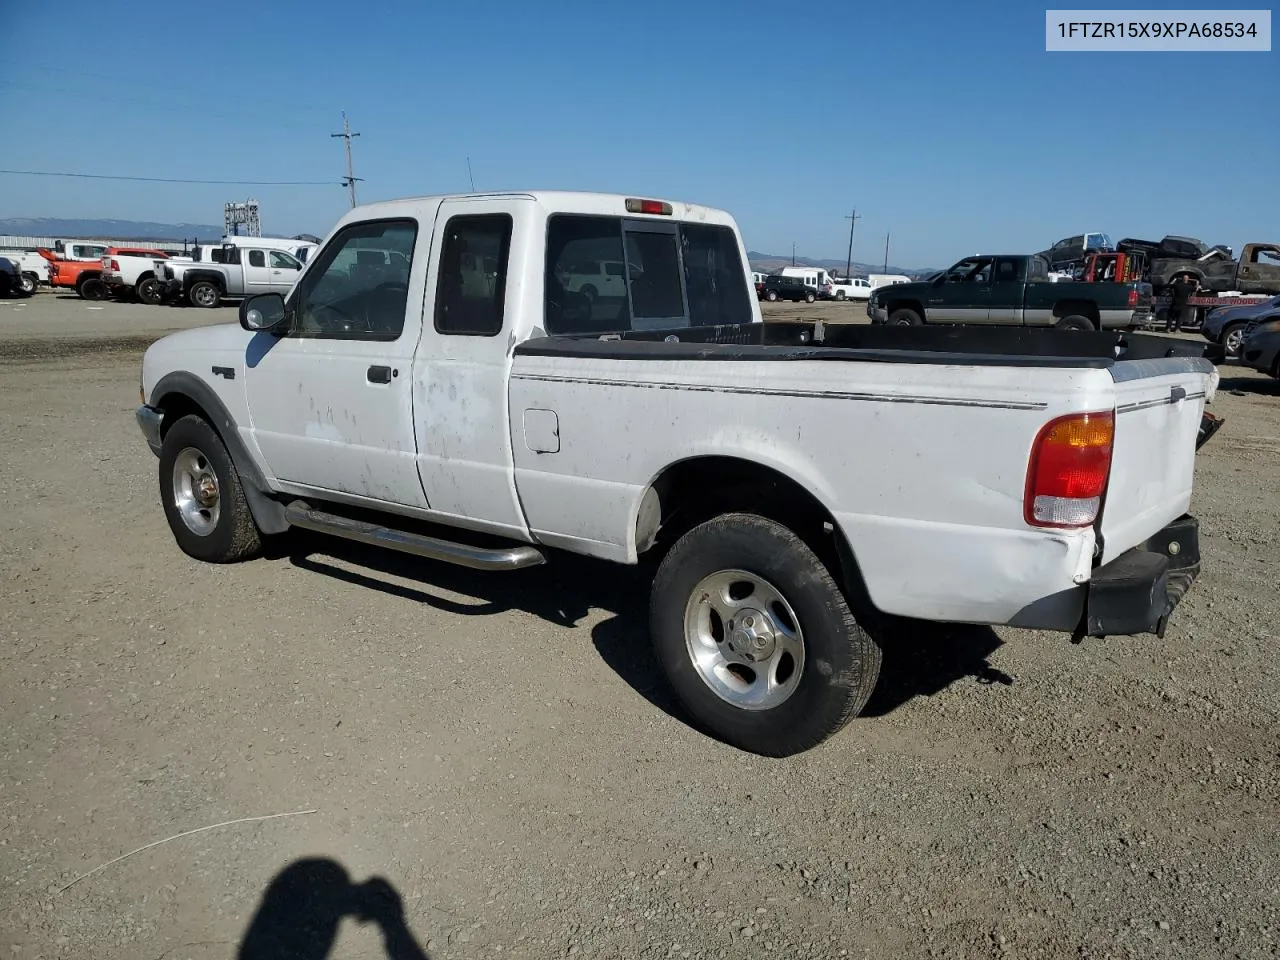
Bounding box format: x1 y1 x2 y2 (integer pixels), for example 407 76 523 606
1 291 1277 960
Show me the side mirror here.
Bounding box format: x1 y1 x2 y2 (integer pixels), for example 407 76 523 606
240 293 290 334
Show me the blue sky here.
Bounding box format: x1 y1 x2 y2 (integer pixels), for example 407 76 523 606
1 0 1275 269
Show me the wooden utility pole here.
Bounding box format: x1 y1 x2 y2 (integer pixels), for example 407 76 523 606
844 208 862 279
330 111 362 208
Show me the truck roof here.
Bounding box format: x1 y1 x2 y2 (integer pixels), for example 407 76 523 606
343 191 739 228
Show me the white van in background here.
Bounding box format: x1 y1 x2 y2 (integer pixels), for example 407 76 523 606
221 235 319 264
778 265 833 297
868 273 912 290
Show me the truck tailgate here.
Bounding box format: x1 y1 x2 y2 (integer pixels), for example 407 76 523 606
1098 357 1219 564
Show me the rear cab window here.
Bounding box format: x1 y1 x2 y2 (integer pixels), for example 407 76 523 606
545 214 751 335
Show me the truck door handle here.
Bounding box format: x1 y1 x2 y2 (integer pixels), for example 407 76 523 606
367 365 393 384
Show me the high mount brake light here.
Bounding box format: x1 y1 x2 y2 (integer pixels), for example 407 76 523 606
1024 411 1115 528
625 198 672 215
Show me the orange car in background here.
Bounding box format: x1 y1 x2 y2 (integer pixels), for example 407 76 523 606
39 246 169 300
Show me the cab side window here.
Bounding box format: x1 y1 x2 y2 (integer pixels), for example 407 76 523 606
248 250 266 268
291 219 418 340
433 214 512 337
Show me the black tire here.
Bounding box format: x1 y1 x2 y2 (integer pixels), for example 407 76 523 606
136 276 163 305
77 275 105 300
158 414 263 563
188 280 221 309
766 290 778 302
805 291 816 303
18 272 38 296
649 513 882 757
835 290 846 301
1222 322 1248 359
888 307 922 326
1054 314 1095 331
580 284 598 302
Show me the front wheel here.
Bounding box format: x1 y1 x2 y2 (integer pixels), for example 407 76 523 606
649 513 882 757
158 415 263 563
805 291 816 303
1222 322 1248 359
18 272 37 295
766 290 778 302
888 307 922 326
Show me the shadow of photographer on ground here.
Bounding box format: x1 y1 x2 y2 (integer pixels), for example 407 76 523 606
238 857 429 960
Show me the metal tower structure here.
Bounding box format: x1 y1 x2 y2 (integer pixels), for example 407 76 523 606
224 199 262 237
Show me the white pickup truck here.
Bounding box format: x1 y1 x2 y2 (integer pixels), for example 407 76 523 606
134 191 1223 756
0 250 52 294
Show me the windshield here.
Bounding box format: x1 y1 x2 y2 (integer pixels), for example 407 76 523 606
1087 233 1114 250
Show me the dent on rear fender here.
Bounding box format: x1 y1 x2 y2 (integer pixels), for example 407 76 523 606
838 513 1096 625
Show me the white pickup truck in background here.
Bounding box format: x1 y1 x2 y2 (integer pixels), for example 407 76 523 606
0 250 53 294
134 191 1222 756
829 277 872 300
101 247 172 304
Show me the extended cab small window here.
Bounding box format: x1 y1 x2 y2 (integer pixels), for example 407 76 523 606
248 250 266 268
291 218 418 340
433 214 512 337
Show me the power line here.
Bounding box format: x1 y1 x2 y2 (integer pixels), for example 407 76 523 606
844 208 862 279
0 168 335 186
331 111 362 208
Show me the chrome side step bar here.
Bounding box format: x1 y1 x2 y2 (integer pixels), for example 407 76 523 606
283 501 546 571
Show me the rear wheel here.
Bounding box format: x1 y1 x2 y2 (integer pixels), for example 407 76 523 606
136 277 163 305
835 290 846 301
1055 315 1095 331
888 307 922 326
805 291 816 303
649 513 882 757
580 284 598 302
188 281 221 309
77 275 105 300
158 415 262 563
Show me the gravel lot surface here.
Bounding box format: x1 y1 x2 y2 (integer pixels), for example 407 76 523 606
1 292 1277 960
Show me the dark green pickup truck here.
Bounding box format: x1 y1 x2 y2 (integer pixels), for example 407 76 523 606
867 253 1153 330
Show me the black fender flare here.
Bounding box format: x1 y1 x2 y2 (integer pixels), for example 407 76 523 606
151 371 290 534
182 269 227 293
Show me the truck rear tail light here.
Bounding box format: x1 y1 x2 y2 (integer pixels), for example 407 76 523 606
1025 411 1114 528
110 259 120 271
1127 287 1139 307
625 198 672 215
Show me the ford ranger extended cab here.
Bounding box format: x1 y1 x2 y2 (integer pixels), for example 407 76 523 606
135 192 1220 757
868 253 1153 330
